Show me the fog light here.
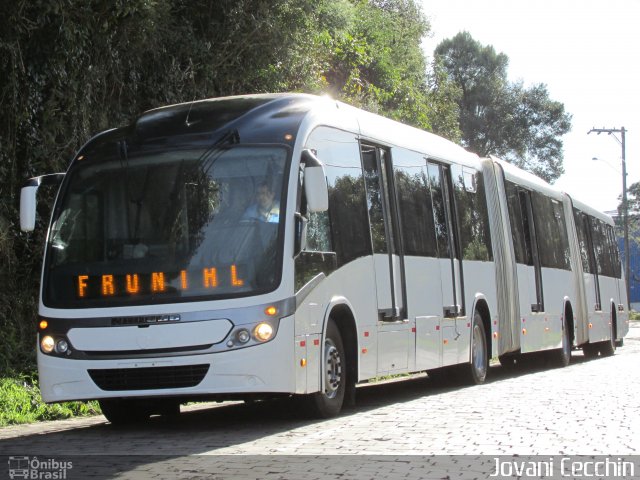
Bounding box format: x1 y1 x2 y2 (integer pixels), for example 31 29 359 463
236 329 251 344
41 336 55 354
55 339 69 354
254 323 274 342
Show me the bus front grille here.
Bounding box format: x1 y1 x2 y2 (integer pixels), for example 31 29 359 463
88 364 210 391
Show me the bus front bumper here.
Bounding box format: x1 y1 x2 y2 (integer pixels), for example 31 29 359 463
37 316 297 403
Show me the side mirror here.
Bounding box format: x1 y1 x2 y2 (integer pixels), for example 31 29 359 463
19 174 65 232
20 186 38 232
302 150 328 213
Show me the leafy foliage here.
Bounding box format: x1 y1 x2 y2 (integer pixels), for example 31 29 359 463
0 0 452 374
0 372 100 426
435 31 572 182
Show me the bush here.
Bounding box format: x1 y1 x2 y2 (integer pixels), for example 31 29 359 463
0 373 100 426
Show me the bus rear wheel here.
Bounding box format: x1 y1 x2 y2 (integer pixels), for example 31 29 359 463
551 316 571 367
599 320 616 357
461 311 488 385
303 319 346 418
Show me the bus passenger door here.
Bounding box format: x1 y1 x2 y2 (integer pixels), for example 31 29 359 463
518 188 545 351
361 144 409 373
426 161 465 366
582 214 602 314
361 144 405 320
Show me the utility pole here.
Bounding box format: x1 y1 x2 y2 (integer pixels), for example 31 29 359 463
588 127 629 308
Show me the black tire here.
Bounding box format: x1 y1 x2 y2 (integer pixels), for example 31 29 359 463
100 398 180 425
99 399 151 425
582 343 599 359
599 318 616 357
498 354 518 370
156 399 181 418
304 319 346 418
461 311 488 384
551 316 571 367
427 366 455 385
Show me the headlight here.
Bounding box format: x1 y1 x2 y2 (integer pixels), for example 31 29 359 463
236 329 251 344
40 336 55 354
55 339 69 354
254 322 274 342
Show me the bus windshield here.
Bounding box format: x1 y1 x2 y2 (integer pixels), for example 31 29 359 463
44 145 288 308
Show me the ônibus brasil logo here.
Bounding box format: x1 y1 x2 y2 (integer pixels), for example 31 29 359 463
8 456 73 479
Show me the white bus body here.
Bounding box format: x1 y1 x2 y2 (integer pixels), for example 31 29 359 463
22 94 628 422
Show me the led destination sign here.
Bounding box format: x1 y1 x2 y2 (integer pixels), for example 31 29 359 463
75 264 246 300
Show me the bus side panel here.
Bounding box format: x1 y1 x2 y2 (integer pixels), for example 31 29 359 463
294 256 379 385
520 268 571 352
406 256 445 371
541 268 572 350
463 260 499 359
594 275 618 342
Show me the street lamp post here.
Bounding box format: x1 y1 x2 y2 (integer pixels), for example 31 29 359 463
588 127 629 309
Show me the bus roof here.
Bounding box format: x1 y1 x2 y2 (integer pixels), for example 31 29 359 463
569 195 615 226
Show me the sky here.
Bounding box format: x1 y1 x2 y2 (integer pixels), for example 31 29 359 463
420 0 640 214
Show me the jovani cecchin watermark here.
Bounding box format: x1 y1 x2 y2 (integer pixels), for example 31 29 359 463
491 456 635 478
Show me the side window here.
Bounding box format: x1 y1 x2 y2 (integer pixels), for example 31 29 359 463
426 162 450 258
451 165 493 261
361 145 388 254
392 149 437 257
573 209 591 273
306 211 331 252
304 127 370 267
531 192 570 270
592 219 616 278
607 224 622 278
505 181 528 265
295 164 332 254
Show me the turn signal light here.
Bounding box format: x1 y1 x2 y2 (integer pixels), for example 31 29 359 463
39 320 48 330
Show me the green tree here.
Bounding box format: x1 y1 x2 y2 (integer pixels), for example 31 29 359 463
435 31 572 182
617 182 640 240
1 0 460 373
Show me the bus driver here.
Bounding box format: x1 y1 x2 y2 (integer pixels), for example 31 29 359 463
243 181 280 223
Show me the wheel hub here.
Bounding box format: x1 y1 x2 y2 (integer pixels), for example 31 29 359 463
324 339 342 399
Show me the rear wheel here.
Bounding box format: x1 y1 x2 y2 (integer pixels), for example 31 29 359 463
461 311 488 384
304 319 346 418
599 319 616 357
551 316 571 367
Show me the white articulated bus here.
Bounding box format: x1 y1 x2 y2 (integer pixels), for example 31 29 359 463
20 94 629 423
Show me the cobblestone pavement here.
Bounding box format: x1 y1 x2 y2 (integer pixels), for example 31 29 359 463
1 322 639 478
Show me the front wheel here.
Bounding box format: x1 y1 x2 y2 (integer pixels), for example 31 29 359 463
99 399 151 425
99 398 180 425
303 319 346 418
